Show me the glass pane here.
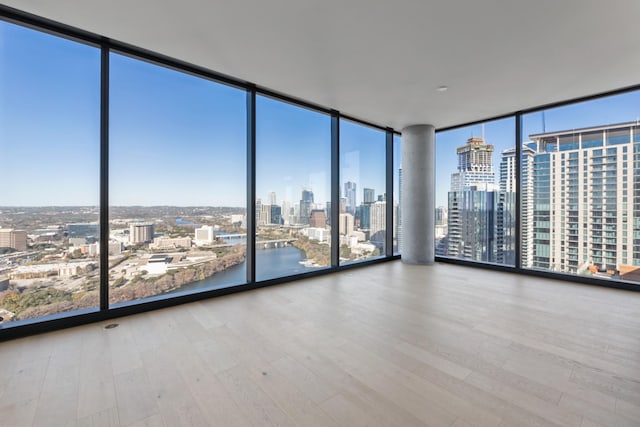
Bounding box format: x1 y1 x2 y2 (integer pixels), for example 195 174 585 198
340 120 386 264
255 96 331 281
0 22 100 324
435 118 516 266
109 53 247 306
393 135 402 255
521 90 640 282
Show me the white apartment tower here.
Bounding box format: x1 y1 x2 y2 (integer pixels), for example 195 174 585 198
499 145 535 268
369 200 386 249
528 122 640 275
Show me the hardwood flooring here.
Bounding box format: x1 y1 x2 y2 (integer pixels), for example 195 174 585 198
1 261 640 426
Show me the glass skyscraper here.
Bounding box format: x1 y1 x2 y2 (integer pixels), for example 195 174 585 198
446 136 514 264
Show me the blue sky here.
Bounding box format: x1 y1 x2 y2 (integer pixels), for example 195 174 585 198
1 20 388 208
340 120 387 205
0 21 101 206
3 19 640 209
256 96 330 205
256 97 387 208
110 52 247 206
435 118 514 207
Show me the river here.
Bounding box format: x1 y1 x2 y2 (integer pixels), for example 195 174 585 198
174 245 324 293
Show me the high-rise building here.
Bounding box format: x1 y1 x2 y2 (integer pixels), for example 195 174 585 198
370 201 386 250
256 198 262 225
299 189 314 224
339 213 354 236
281 201 291 225
450 137 495 191
446 136 512 263
261 204 272 225
363 188 375 204
270 205 282 225
0 228 27 251
435 206 448 226
447 190 497 261
344 181 357 214
129 222 154 245
288 203 298 226
527 122 640 275
358 204 371 229
500 145 535 267
268 191 277 206
194 225 215 246
434 206 448 254
293 203 300 225
309 209 327 228
325 202 332 226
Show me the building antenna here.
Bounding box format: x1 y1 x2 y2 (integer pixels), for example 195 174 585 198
542 111 546 133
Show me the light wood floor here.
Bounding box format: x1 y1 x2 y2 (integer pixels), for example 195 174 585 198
1 261 640 427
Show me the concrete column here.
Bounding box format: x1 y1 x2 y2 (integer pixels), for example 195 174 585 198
401 124 435 264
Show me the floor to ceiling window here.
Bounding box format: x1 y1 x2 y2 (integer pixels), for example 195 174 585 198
521 90 640 283
255 96 332 281
109 53 247 306
339 120 387 264
0 12 397 335
0 21 101 323
435 118 516 266
5 4 640 338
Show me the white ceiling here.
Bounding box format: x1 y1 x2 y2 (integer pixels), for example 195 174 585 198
4 0 640 130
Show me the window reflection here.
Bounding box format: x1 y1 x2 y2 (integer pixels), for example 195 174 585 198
340 121 387 264
435 118 516 266
109 53 247 306
0 21 100 323
255 96 332 281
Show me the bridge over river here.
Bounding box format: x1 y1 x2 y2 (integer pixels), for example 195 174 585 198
217 234 296 249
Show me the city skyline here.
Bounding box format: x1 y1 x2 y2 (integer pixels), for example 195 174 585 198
438 116 640 278
435 91 640 208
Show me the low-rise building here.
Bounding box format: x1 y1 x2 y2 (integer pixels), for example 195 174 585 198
0 228 27 251
149 237 192 250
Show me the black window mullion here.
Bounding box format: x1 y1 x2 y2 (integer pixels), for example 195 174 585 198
515 113 522 270
385 128 394 257
246 86 257 284
99 45 109 311
331 111 340 269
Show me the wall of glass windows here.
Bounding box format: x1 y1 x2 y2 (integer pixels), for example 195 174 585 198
435 118 516 266
4 6 640 337
520 91 640 283
0 21 101 322
109 53 247 306
339 121 387 264
435 90 640 290
0 17 399 335
255 96 331 281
